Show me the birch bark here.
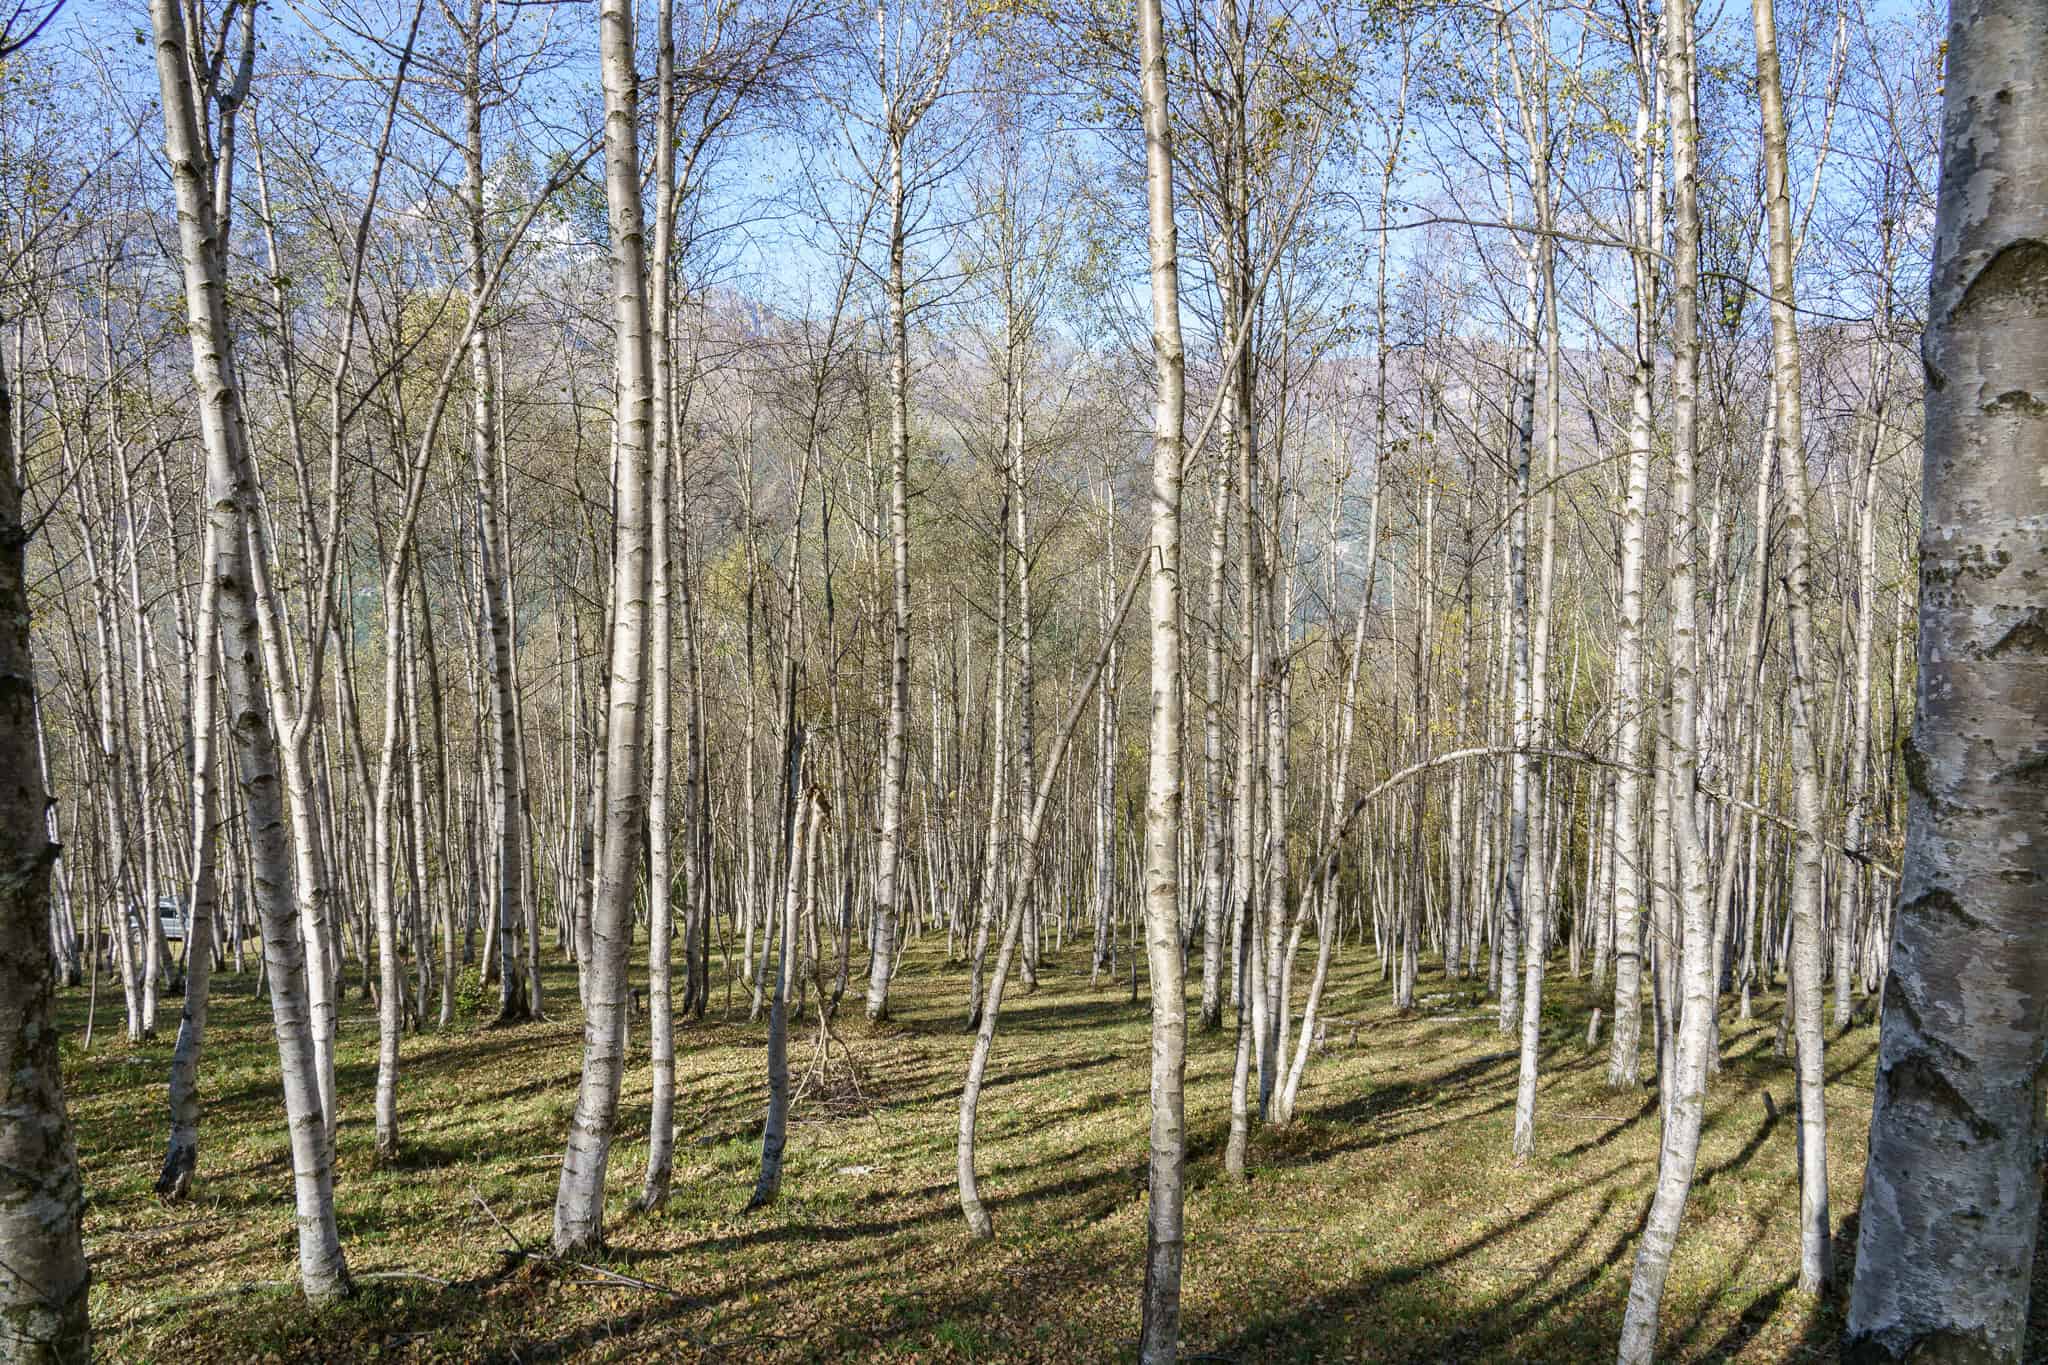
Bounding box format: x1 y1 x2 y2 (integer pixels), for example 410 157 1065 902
1617 0 1717 1345
553 0 656 1255
1752 0 1832 1292
1135 0 1187 1349
1846 0 2048 1352
0 300 92 1365
150 0 350 1301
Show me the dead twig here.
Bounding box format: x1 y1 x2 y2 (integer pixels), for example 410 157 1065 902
470 1188 531 1256
471 1189 687 1301
358 1269 453 1287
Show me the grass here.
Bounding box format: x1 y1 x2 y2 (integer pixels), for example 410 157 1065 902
62 934 1888 1361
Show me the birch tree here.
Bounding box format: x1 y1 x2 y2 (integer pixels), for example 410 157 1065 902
1605 0 1659 1094
0 253 90 1365
862 0 957 1022
1752 0 1832 1292
553 0 656 1257
1616 0 1717 1348
1846 0 2048 1353
1134 0 1187 1352
637 0 682 1216
148 0 351 1302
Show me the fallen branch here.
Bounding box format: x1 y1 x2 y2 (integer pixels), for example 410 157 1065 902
1310 744 1902 883
471 1189 687 1301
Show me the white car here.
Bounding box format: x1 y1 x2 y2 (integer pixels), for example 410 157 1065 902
156 897 188 944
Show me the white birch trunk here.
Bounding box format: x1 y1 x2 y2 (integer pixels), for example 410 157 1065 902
1135 0 1187 1350
1846 3 2048 1352
553 0 656 1256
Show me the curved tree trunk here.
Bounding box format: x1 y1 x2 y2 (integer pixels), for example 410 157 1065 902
958 564 1141 1236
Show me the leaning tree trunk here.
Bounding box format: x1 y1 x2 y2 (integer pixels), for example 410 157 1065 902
0 310 92 1365
1134 0 1188 1354
553 0 656 1258
1845 2 2048 1356
150 0 350 1302
958 564 1143 1237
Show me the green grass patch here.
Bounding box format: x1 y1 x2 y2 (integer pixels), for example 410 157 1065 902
62 939 1884 1361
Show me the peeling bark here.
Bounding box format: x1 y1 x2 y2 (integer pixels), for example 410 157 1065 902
1846 0 2048 1355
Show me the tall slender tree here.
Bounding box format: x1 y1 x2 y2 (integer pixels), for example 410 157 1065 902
863 0 957 1022
1134 0 1187 1351
1616 0 1716 1348
1752 0 1832 1293
553 0 657 1257
149 0 351 1302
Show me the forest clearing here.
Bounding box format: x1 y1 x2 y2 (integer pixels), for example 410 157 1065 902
70 951 1889 1362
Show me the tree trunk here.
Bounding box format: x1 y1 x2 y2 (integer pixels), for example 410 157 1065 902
150 0 351 1301
1845 2 2048 1353
460 0 529 1027
1833 345 1889 1027
748 715 807 1211
637 0 680 1214
1752 0 1832 1293
1617 0 1716 1346
865 130 916 1023
1607 14 1660 1092
1135 0 1187 1352
553 0 655 1257
0 308 92 1365
157 524 220 1198
1498 254 1540 1045
958 564 1142 1237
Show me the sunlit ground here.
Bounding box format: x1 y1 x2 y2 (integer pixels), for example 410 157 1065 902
59 929 1959 1361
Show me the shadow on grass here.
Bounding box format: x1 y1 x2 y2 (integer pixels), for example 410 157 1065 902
65 950 1902 1362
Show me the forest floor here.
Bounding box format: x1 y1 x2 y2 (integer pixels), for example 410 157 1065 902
58 937 1943 1362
